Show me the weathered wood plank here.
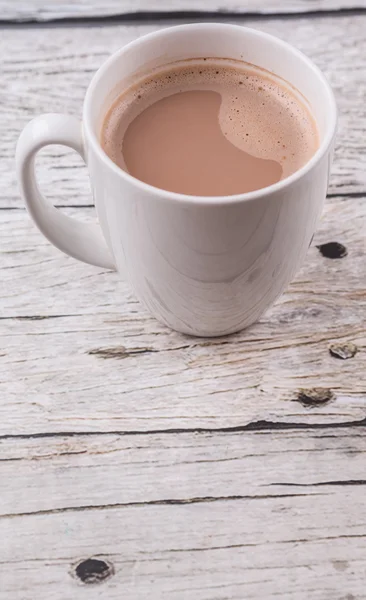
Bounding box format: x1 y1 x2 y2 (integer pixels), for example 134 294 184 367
3 16 366 207
1 427 366 598
1 428 366 515
1 489 366 599
1 195 365 434
0 0 362 22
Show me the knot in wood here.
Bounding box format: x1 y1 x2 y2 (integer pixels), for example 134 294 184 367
316 241 347 259
74 558 114 584
88 346 154 359
329 342 358 360
295 388 335 407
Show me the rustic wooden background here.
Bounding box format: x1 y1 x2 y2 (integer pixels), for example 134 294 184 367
1 0 366 598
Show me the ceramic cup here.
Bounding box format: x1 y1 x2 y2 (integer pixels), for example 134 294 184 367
16 24 337 336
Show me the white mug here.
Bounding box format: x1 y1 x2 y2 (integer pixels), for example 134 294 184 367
16 24 337 337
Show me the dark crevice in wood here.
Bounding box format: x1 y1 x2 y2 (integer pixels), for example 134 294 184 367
0 206 27 210
169 542 260 552
0 7 365 28
272 480 366 487
0 205 96 212
0 205 95 210
56 204 95 209
0 314 77 321
166 534 366 552
327 191 366 199
1 418 366 441
0 492 323 519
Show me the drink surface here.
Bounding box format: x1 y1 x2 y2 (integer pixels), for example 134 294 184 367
101 59 319 196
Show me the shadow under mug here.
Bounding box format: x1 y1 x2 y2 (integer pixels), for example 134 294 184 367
16 24 337 337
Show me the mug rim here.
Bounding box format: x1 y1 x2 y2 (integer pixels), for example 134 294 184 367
83 22 337 206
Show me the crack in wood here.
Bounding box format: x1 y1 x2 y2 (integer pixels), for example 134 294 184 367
0 314 77 321
0 418 366 441
327 191 366 198
1 7 365 27
0 492 323 520
272 479 366 487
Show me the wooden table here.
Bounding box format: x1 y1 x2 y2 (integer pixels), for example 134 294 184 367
1 0 366 598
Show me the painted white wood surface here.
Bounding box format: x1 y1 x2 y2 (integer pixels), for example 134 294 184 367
1 429 366 599
2 428 366 514
3 490 366 599
2 16 366 209
1 5 366 600
0 0 363 21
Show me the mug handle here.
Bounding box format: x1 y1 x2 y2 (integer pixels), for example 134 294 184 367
16 113 115 270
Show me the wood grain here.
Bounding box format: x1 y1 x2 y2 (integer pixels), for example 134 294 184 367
1 194 365 435
0 0 363 22
1 428 366 599
1 428 366 514
3 495 366 599
4 16 366 209
1 433 366 599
